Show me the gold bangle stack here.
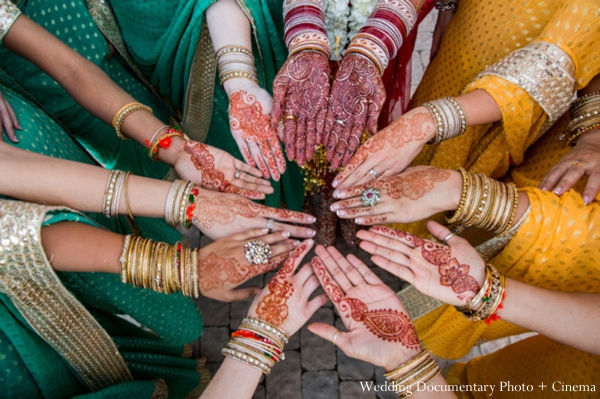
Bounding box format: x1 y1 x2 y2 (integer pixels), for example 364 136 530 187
455 263 506 322
422 97 468 145
164 180 197 228
445 168 519 236
120 235 200 297
563 92 600 147
216 45 258 86
102 170 132 218
111 102 154 140
383 348 441 398
222 317 289 375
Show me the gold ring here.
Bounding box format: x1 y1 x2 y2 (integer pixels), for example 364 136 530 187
332 331 339 346
572 161 587 172
282 115 298 121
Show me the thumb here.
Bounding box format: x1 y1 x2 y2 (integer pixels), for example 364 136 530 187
426 220 460 246
307 322 346 349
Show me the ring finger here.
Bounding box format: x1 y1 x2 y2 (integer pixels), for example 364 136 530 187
315 245 354 292
553 162 587 195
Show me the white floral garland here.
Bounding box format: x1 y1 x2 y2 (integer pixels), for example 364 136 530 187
323 0 378 61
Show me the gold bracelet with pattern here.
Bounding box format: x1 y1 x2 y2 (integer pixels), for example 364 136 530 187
383 348 441 398
564 92 600 146
112 102 154 140
422 97 467 145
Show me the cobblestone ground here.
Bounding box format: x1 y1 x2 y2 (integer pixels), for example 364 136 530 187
197 9 526 398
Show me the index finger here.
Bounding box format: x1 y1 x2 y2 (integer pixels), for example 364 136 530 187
275 239 314 277
258 204 317 225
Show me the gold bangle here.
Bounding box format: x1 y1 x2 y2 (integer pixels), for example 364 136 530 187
119 235 133 284
113 103 154 140
123 172 135 220
445 167 469 224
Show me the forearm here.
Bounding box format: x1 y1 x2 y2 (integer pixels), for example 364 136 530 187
3 15 183 166
41 222 122 273
200 358 263 399
497 278 600 355
0 143 169 218
455 89 502 126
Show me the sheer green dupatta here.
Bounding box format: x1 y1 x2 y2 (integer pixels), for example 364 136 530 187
104 0 305 210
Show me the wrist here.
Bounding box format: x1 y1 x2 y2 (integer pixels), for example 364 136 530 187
224 78 260 97
382 347 423 372
158 135 186 167
445 169 464 212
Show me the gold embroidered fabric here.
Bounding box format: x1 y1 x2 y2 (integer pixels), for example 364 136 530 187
0 200 133 391
0 0 20 42
476 41 576 124
182 21 216 143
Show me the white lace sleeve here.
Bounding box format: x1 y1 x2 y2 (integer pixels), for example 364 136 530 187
0 0 21 43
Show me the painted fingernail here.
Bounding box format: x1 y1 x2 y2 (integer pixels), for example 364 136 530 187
282 231 290 238
330 204 338 211
540 186 548 191
584 195 590 205
16 125 22 130
293 240 301 246
333 190 340 199
553 187 562 195
355 218 363 224
332 180 339 188
336 210 345 217
310 216 317 223
308 229 316 237
262 228 269 233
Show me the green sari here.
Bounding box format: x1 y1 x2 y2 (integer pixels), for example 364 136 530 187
0 77 207 398
106 0 305 210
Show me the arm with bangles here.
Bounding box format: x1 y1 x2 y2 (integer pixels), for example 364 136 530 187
356 221 600 356
2 13 270 199
332 88 501 191
206 0 286 181
0 143 316 240
201 241 328 398
41 219 301 302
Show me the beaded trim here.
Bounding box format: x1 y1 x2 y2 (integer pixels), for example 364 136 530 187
0 0 21 42
476 41 576 123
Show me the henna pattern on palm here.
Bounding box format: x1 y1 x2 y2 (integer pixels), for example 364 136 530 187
193 194 299 228
184 141 262 199
229 90 286 180
311 258 419 348
198 252 285 292
334 110 436 184
325 55 386 170
371 226 480 299
272 52 331 165
256 243 308 326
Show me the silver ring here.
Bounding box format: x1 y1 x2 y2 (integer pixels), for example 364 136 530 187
369 168 380 179
335 119 345 127
266 218 275 233
360 188 381 207
234 169 243 179
244 240 272 265
442 233 455 245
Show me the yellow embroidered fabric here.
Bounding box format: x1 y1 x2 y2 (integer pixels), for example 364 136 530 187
448 335 600 399
414 188 600 359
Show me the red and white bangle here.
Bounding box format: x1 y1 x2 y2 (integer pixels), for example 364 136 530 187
283 0 331 58
346 0 416 74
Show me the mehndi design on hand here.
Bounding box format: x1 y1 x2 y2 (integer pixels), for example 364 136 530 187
271 52 331 166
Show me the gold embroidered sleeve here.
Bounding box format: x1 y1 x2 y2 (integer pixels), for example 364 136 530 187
0 0 21 43
0 200 133 391
474 41 576 124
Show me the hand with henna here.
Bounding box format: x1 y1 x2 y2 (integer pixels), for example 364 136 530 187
331 167 462 226
307 246 422 370
198 228 298 302
539 129 600 205
174 140 273 200
271 51 331 166
324 54 386 171
357 221 486 307
332 107 437 193
228 86 286 181
191 187 317 240
0 91 21 143
247 239 328 335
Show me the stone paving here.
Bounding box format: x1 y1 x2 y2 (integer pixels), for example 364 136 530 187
197 9 526 398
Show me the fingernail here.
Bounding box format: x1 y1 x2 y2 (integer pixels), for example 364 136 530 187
16 125 22 130
311 216 317 223
293 240 301 246
584 195 590 205
330 204 338 211
553 187 562 195
356 218 363 224
332 180 338 188
262 228 269 233
333 190 340 199
308 229 316 237
282 231 290 238
336 210 345 217
540 186 548 191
